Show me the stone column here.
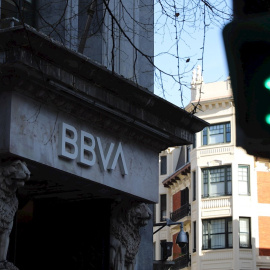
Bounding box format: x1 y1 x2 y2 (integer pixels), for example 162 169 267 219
0 160 30 270
110 200 152 270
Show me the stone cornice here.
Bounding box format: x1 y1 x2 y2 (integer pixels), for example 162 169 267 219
0 26 208 151
186 96 234 113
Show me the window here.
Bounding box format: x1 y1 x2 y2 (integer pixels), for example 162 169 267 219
1 0 35 26
240 217 251 248
193 221 196 252
160 240 166 259
238 165 250 195
202 218 232 250
202 166 232 198
1 0 18 19
160 156 167 175
193 133 197 149
193 171 196 201
186 146 190 163
160 194 167 221
202 122 231 145
181 187 189 206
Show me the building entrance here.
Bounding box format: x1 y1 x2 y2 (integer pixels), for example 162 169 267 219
10 198 111 270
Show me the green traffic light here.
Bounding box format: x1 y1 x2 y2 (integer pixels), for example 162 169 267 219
265 114 270 125
264 77 270 90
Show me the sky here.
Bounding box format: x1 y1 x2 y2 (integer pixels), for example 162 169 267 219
154 2 231 108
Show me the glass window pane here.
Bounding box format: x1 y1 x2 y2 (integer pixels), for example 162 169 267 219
202 221 208 249
228 233 233 247
209 124 224 144
160 156 167 175
1 0 18 19
211 219 225 234
202 170 208 197
203 128 208 145
187 146 190 162
193 133 197 148
228 220 232 233
240 218 249 233
226 167 232 180
202 235 208 249
240 218 250 248
203 221 208 234
210 182 224 197
227 167 232 195
203 183 208 197
228 220 233 247
202 123 230 146
227 180 232 195
209 168 224 183
238 166 249 195
203 218 232 250
209 133 224 144
226 123 231 142
210 219 225 249
160 194 167 221
211 234 225 248
240 234 249 247
202 166 231 197
203 170 208 183
193 171 196 201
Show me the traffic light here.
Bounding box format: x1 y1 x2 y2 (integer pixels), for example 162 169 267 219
160 241 173 261
223 1 270 158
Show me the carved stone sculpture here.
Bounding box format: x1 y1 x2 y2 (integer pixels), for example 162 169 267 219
0 160 30 270
110 201 152 270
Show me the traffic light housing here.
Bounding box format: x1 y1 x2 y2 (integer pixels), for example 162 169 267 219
223 13 270 158
160 241 173 261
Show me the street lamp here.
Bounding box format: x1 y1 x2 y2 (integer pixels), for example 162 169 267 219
153 218 188 248
175 222 188 248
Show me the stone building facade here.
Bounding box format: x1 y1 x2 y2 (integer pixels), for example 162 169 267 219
0 1 207 270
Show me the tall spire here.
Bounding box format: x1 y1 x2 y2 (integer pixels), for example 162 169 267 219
191 65 204 102
196 65 203 84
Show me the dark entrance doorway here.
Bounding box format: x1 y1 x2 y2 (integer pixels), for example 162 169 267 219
11 198 111 270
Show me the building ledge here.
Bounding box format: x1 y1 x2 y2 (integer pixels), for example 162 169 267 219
0 23 208 151
163 163 190 187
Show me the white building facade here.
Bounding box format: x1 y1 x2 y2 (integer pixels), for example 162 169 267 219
154 69 270 270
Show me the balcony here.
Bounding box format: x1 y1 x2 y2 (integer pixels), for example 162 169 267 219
202 196 232 209
170 254 190 270
191 145 234 160
170 203 190 222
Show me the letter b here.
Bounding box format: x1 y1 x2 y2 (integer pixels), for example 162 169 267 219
58 123 78 160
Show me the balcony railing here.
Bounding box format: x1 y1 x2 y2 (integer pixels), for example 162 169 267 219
170 203 190 222
202 196 232 209
170 254 190 270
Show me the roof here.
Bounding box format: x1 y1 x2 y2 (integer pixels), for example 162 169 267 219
162 163 190 187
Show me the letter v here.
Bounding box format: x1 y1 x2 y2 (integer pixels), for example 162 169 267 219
108 142 128 175
96 137 114 172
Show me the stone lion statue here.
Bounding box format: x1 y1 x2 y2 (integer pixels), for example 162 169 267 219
0 160 30 270
110 201 152 270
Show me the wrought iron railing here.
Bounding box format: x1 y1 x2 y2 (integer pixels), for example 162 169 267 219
170 254 190 270
170 203 190 222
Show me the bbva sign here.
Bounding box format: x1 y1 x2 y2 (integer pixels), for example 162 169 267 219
58 122 128 175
